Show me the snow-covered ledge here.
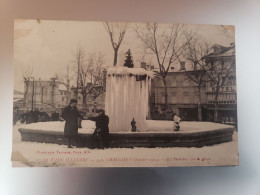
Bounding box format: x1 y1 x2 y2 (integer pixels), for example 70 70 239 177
18 121 235 148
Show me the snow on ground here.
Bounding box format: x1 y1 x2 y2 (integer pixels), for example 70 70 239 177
12 121 238 167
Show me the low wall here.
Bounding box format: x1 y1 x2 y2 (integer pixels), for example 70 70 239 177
18 127 235 148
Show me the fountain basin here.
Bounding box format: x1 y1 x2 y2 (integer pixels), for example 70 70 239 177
18 121 235 148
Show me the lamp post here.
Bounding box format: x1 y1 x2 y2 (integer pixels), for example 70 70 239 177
30 77 35 111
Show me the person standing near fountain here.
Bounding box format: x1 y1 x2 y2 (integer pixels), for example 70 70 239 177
61 99 84 148
88 109 109 149
131 118 137 132
173 113 181 131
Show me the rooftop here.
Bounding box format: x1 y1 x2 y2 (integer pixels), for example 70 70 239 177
205 44 235 58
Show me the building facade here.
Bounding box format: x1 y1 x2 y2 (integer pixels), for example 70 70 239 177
204 44 237 123
24 79 70 112
151 71 208 121
150 43 237 123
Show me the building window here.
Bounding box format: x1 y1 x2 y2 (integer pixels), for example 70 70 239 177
221 61 225 69
176 81 183 86
226 87 229 91
210 81 214 87
194 61 197 70
180 62 185 70
209 61 214 70
171 77 176 83
183 92 189 97
171 92 176 96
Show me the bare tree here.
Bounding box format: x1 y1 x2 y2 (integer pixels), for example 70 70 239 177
50 76 58 107
21 65 33 106
219 25 235 39
204 52 236 122
104 22 127 66
135 23 193 108
183 37 210 121
72 48 91 106
73 49 106 106
87 52 106 100
56 66 72 105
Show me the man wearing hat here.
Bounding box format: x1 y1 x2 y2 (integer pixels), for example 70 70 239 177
61 99 84 148
88 109 109 149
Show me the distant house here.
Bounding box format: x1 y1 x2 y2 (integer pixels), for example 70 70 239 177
150 70 207 121
204 43 236 123
149 43 237 123
24 79 70 112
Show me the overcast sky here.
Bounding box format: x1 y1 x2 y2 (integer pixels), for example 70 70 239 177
14 19 234 92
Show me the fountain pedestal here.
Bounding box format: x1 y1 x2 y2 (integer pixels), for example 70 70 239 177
105 67 153 132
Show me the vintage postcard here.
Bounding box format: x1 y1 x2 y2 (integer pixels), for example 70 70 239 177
12 19 238 167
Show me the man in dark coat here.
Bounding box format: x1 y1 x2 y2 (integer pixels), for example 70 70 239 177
88 109 109 149
51 110 60 121
32 108 40 123
39 108 49 122
26 110 34 124
61 99 84 148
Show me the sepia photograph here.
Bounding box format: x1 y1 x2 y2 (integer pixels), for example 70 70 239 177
12 19 238 167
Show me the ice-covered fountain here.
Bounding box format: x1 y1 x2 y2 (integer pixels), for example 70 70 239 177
105 66 154 132
17 49 235 148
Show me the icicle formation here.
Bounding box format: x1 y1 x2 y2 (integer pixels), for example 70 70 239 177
105 67 154 132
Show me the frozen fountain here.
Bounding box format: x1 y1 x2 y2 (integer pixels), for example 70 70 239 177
105 66 154 132
17 51 235 148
